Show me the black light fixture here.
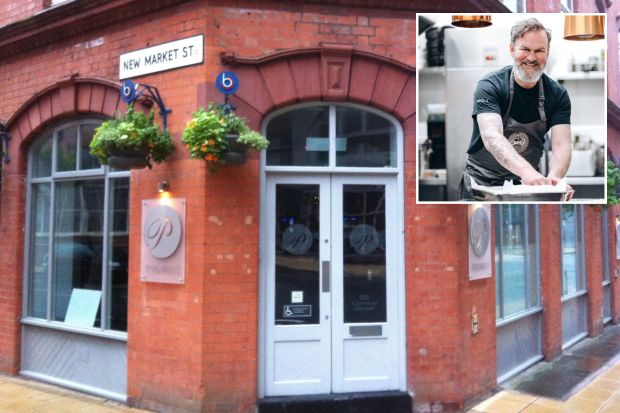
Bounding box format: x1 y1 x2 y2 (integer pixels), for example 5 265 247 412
0 121 10 164
158 180 170 193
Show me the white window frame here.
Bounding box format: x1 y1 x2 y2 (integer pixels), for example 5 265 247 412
261 102 401 175
50 0 74 6
561 0 574 13
501 0 527 13
22 119 129 341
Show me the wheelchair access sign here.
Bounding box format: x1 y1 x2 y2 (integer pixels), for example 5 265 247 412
215 71 239 95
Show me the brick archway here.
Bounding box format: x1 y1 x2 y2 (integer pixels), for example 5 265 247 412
205 45 416 132
5 75 150 174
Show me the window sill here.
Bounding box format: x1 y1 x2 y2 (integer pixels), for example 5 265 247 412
496 306 543 328
21 318 127 341
561 290 588 303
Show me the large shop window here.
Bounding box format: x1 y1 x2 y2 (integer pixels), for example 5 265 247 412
561 205 586 296
495 205 540 320
26 120 129 333
561 205 588 348
265 104 397 169
602 209 612 323
495 205 543 382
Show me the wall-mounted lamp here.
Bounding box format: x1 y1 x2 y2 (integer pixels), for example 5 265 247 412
158 181 170 193
451 15 492 28
564 15 605 41
0 121 10 164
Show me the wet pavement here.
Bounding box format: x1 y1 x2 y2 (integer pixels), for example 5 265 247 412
509 326 620 400
0 375 150 413
469 324 620 413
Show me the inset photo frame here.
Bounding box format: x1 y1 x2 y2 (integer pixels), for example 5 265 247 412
416 13 607 204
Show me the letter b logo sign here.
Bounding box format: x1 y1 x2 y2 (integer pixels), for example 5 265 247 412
120 80 137 103
215 71 239 95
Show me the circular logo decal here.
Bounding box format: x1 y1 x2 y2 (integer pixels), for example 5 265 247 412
282 224 313 255
469 208 490 258
508 131 529 153
349 224 380 255
215 71 240 95
144 205 182 258
120 80 137 104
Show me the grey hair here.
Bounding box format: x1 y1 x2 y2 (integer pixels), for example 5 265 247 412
510 18 552 47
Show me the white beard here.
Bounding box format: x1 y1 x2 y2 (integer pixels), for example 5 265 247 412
513 61 545 83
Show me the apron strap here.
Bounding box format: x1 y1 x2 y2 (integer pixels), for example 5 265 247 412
537 77 546 122
506 70 515 119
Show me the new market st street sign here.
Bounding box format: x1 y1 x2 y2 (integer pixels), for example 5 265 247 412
119 35 203 79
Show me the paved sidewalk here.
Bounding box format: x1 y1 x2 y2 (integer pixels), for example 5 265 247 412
0 375 149 413
469 355 620 413
469 325 620 413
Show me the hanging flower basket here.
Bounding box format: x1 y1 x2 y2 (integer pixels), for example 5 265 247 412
220 134 248 165
90 105 174 169
182 103 269 172
107 145 150 169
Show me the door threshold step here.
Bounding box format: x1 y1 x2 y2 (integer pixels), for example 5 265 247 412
257 391 412 413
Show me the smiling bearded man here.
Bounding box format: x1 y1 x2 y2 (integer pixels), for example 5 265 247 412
458 18 573 200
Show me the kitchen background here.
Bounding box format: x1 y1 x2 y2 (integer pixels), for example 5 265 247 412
417 13 606 201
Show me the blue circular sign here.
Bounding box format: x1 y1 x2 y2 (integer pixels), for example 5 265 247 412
120 80 137 103
215 71 239 95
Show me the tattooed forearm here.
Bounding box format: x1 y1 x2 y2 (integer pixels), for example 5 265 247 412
477 113 529 176
548 124 571 179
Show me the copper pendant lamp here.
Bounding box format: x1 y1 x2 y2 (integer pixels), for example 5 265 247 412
451 15 492 28
564 15 604 40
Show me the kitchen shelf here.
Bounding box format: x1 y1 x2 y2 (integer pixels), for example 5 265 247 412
566 176 605 185
552 71 604 81
419 67 446 75
419 177 447 186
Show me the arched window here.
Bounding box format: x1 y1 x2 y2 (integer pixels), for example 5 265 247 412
25 119 129 333
265 104 398 169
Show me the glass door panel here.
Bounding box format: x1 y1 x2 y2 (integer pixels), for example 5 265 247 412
342 185 387 323
275 184 321 325
331 177 399 393
265 177 331 396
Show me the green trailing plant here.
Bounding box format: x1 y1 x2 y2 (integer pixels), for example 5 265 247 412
237 129 270 150
182 103 269 169
89 105 174 167
607 160 620 206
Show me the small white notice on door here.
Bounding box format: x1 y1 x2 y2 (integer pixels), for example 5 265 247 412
64 289 102 328
291 291 304 303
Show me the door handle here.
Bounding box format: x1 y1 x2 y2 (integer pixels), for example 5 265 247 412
322 261 330 293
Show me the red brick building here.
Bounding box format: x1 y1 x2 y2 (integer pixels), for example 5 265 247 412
0 1 618 412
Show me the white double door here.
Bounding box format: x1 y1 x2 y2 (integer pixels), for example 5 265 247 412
263 174 401 396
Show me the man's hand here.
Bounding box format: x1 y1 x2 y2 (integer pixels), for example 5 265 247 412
477 113 549 184
521 170 551 185
549 175 574 200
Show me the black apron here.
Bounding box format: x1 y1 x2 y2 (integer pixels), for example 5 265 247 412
459 70 548 200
